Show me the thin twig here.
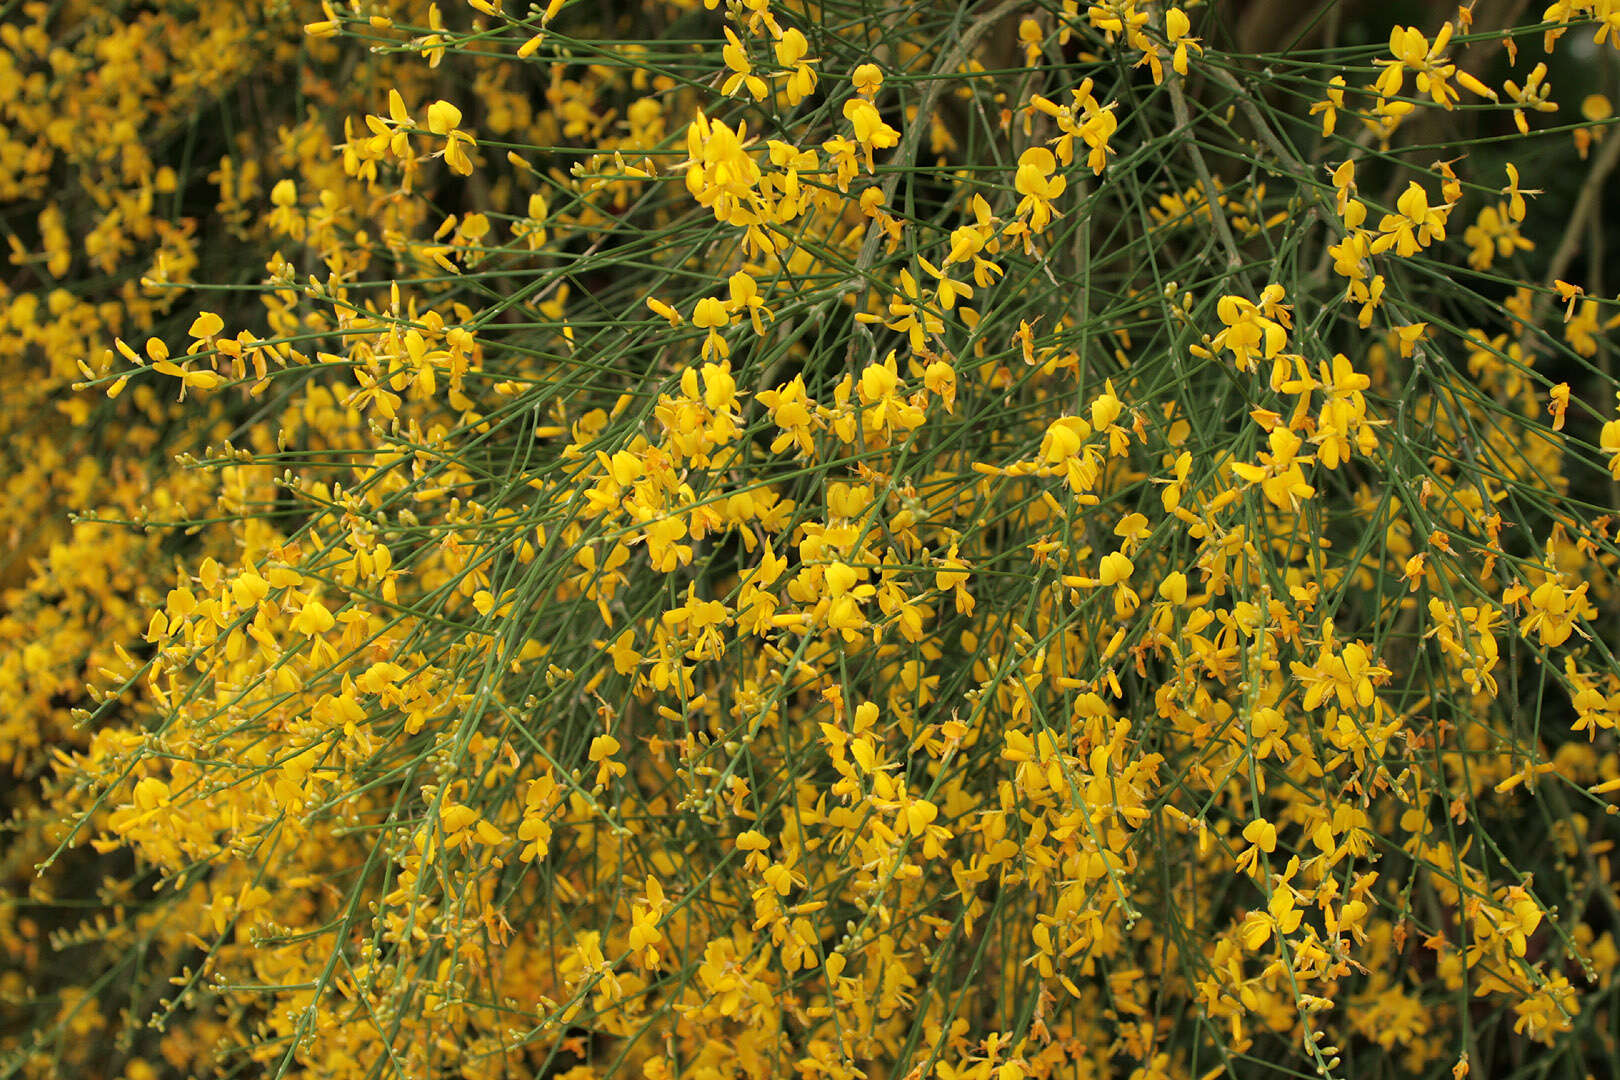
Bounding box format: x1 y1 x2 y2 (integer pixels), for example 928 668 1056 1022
1545 126 1620 289
1166 71 1247 277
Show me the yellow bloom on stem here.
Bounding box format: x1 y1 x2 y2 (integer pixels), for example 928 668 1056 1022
774 29 818 105
842 98 899 169
291 597 335 636
1372 181 1447 256
1310 76 1346 135
1013 147 1065 234
692 296 732 361
684 112 764 224
722 29 768 100
1164 8 1200 75
1206 291 1288 372
851 63 883 97
727 271 771 333
1503 63 1557 134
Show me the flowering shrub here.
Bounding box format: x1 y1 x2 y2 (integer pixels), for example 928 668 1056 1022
6 2 1620 1079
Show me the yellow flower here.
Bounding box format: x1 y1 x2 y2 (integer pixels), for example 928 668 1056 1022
684 113 764 224
646 296 683 325
1207 290 1288 372
842 98 899 169
1013 146 1065 234
1372 181 1448 257
1018 19 1043 66
1502 63 1557 135
1163 7 1201 78
774 29 818 105
851 62 883 97
426 99 462 135
692 296 732 361
291 597 335 636
1097 550 1134 587
1548 382 1570 431
1157 572 1188 604
721 28 768 100
1309 76 1346 135
726 271 771 334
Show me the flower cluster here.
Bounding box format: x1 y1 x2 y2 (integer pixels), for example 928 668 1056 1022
4 3 1620 1080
